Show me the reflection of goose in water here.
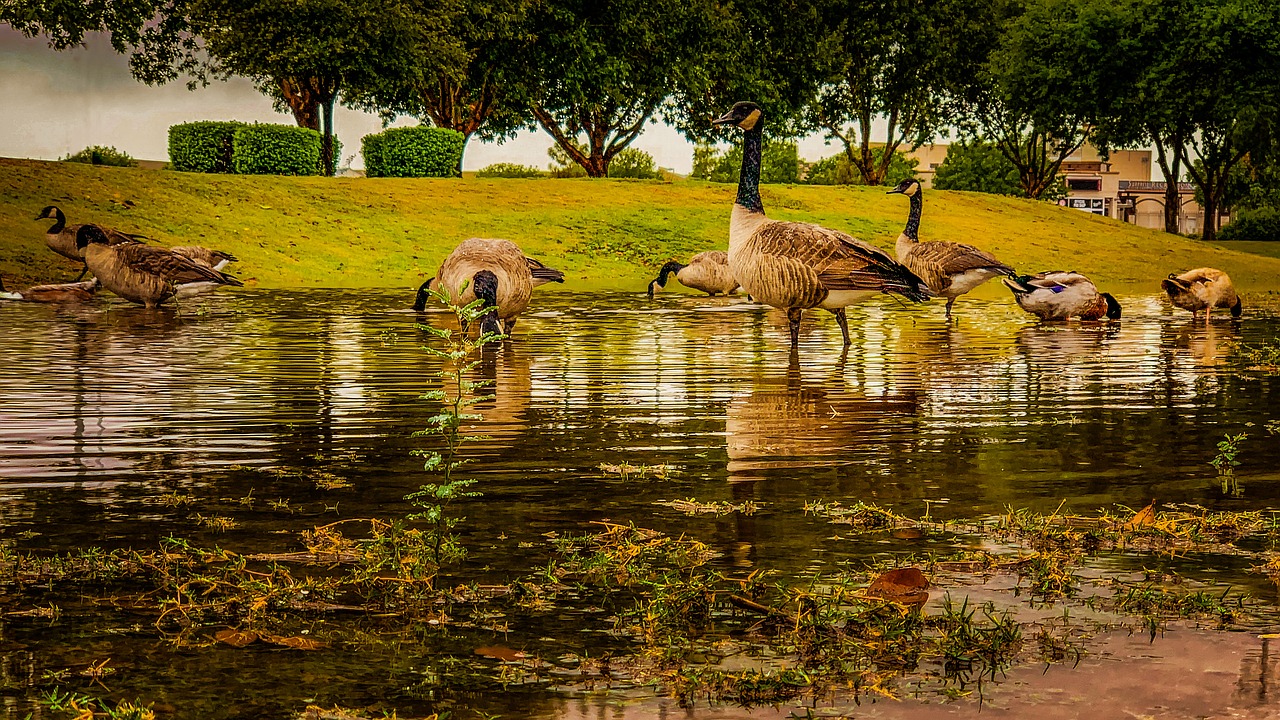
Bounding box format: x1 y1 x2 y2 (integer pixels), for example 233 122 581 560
725 359 919 482
462 346 533 451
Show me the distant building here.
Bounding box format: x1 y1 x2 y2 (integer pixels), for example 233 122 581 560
908 142 1211 234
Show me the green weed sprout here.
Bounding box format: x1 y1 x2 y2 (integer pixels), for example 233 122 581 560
407 280 502 565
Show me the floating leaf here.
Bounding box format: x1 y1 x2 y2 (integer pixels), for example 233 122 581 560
263 634 326 650
474 645 525 661
890 528 924 540
214 629 259 648
866 567 930 607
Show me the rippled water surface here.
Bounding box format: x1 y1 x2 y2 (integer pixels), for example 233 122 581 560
1 289 1278 718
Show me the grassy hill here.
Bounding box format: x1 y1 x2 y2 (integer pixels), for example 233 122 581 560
3 157 1279 292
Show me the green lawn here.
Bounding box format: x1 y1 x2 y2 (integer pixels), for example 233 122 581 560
4 157 1280 292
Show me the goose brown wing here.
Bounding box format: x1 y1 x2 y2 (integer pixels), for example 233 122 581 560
116 245 242 286
753 221 929 298
524 255 565 283
906 241 1013 291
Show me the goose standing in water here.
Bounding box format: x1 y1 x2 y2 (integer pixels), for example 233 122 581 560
77 225 242 307
0 276 100 303
1003 271 1121 321
36 205 146 279
713 102 931 349
413 238 564 335
1161 268 1241 322
887 179 1014 319
647 251 739 298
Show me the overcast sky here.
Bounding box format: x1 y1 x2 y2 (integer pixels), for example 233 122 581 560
0 27 855 173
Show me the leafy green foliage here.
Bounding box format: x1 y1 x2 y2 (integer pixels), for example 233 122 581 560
805 149 918 186
230 124 322 176
1219 207 1280 241
1211 432 1249 476
168 121 243 173
476 163 545 178
61 145 138 167
932 139 1023 196
362 127 465 178
607 147 661 180
408 280 499 565
690 140 800 184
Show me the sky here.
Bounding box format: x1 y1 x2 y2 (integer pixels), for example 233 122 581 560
0 27 851 173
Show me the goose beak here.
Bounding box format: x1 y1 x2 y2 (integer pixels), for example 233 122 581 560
886 188 902 195
711 112 735 126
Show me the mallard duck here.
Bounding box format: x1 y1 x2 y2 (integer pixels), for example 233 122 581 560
647 251 739 298
77 225 242 307
1161 268 1241 322
713 101 931 348
413 238 563 334
887 178 1013 318
1003 271 1121 321
36 205 146 279
0 276 100 303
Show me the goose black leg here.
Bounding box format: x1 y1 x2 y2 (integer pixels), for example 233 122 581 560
503 318 517 335
944 297 956 320
832 308 851 346
787 308 802 348
74 263 89 282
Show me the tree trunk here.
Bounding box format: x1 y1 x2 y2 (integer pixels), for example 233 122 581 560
1152 133 1183 234
1202 189 1219 242
279 78 321 131
320 94 337 177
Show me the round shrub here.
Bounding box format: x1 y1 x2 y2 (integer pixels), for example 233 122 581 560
363 127 465 178
607 147 660 179
62 145 137 167
476 163 546 178
169 121 244 173
232 124 322 176
1219 206 1280 241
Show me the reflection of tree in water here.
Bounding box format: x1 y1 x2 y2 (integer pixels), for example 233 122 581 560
1237 636 1280 704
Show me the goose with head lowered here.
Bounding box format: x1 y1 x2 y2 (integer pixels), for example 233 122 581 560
1161 267 1241 323
1003 271 1121 321
412 238 564 335
887 178 1014 319
76 225 243 307
713 101 931 348
36 205 147 280
647 250 739 298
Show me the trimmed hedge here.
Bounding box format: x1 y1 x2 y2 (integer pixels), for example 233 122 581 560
62 145 137 167
363 127 464 178
1219 206 1280 241
476 163 545 178
232 124 322 176
169 121 243 173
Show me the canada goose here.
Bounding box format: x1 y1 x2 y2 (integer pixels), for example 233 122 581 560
36 205 146 279
1161 268 1241 322
169 246 238 271
886 178 1013 319
1003 271 1121 321
413 238 563 334
76 225 243 307
647 251 739 298
0 276 100 303
713 102 931 348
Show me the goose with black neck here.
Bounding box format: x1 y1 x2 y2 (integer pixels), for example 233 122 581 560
712 101 932 349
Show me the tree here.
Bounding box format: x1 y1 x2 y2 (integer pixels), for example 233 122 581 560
0 0 163 51
807 0 997 185
805 148 917 186
690 141 801 184
521 0 721 177
963 0 1095 199
348 0 533 173
931 139 1022 195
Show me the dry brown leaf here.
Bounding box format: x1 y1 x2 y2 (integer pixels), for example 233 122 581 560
474 645 526 661
1124 500 1157 531
866 567 930 607
214 629 259 648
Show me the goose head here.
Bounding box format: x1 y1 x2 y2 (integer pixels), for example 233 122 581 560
472 270 502 336
712 101 763 131
412 278 434 312
75 224 109 250
886 178 921 197
35 205 63 221
1102 293 1122 320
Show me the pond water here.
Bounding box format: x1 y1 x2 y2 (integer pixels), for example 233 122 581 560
0 289 1278 718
